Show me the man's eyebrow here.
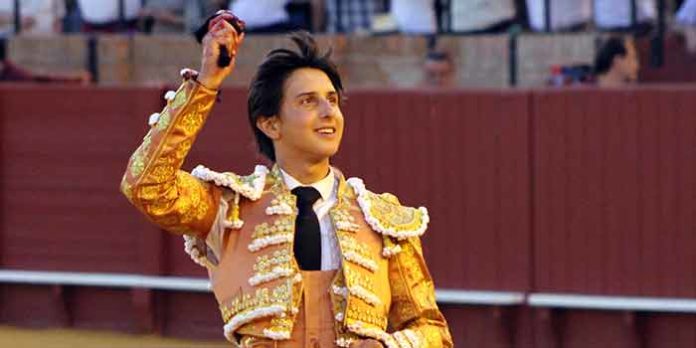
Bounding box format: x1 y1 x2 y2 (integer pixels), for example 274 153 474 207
294 91 338 98
294 91 317 98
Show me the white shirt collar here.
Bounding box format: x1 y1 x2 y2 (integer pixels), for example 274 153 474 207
279 167 336 202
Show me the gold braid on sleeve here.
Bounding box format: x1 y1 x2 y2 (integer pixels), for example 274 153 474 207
387 237 453 348
120 79 221 236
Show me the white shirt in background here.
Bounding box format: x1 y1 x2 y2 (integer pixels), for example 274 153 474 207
390 0 437 34
594 0 656 29
451 0 516 32
526 0 591 31
677 0 696 24
0 0 65 35
229 0 290 29
77 0 141 24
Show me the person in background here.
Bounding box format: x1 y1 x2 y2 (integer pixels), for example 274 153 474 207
0 0 66 35
450 0 516 33
423 49 455 87
228 0 293 33
0 59 91 83
526 0 591 31
138 0 186 33
594 0 656 32
324 0 376 33
594 36 640 87
676 0 696 52
140 0 227 34
389 0 437 34
77 0 141 33
62 0 83 33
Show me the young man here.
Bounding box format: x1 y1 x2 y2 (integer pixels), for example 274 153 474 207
594 36 640 87
121 13 452 348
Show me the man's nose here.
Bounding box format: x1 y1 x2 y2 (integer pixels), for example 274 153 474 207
319 99 334 118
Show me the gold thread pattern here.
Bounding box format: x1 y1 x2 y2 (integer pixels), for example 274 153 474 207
120 80 219 237
387 237 453 347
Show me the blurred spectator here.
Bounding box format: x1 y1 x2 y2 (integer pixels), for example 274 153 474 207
526 0 591 31
422 49 455 87
0 59 91 83
324 0 376 33
77 0 141 33
547 64 593 86
390 0 437 34
189 0 228 32
139 0 225 34
62 0 83 33
594 36 639 87
139 0 186 33
676 0 696 52
228 0 292 33
526 0 656 32
450 0 516 33
677 0 696 24
0 0 66 35
594 0 655 31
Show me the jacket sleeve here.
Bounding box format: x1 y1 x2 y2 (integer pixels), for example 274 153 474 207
120 79 222 237
387 236 453 348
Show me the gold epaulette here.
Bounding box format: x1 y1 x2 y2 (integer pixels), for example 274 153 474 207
346 178 429 241
191 164 269 200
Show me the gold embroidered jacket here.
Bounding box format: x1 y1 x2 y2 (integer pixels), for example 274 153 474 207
120 79 453 348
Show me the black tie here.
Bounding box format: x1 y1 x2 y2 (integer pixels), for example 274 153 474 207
291 187 322 270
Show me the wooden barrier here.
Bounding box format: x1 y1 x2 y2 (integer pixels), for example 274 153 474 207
1 84 695 346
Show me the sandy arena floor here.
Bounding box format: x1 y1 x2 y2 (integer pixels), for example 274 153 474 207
0 326 229 348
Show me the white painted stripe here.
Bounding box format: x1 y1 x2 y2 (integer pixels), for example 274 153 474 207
435 289 526 305
529 293 696 313
0 270 211 292
0 270 526 305
4 270 696 312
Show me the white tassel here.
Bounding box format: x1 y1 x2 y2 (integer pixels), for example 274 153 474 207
164 90 177 101
148 112 160 126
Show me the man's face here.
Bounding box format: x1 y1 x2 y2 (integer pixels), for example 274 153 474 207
271 68 344 163
424 58 454 87
615 39 640 82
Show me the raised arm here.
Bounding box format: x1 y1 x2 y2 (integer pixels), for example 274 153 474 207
120 14 245 236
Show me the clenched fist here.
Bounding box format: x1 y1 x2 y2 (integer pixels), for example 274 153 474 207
196 11 245 90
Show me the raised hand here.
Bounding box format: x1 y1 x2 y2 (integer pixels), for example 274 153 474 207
197 12 245 90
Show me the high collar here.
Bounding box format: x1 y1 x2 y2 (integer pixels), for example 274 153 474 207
279 166 335 202
270 164 354 205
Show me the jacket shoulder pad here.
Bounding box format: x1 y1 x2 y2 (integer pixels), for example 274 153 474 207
346 177 429 240
191 164 268 201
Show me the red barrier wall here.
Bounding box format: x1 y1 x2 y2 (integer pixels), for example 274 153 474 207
531 86 696 348
1 86 162 273
1 84 696 346
533 87 696 297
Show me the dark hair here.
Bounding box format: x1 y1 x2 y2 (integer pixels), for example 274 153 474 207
247 31 344 162
425 49 452 63
594 37 628 75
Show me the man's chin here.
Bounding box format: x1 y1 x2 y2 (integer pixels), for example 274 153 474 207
309 147 340 162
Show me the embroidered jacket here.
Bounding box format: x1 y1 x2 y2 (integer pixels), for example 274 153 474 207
120 78 453 348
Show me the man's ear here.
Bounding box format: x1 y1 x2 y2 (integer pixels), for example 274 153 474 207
256 115 281 140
